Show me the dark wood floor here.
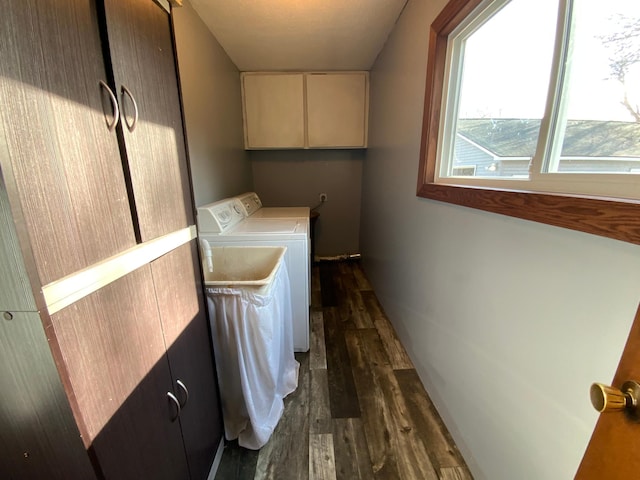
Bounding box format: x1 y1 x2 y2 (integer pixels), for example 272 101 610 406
215 261 473 480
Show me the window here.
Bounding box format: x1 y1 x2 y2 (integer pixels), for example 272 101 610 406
442 0 558 180
418 0 640 246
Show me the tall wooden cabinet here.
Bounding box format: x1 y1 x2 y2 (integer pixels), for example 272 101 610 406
0 1 222 479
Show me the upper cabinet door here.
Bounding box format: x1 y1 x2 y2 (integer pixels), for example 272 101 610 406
0 0 137 285
306 72 369 148
242 73 305 149
103 0 193 241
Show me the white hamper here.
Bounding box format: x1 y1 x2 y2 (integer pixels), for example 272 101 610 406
206 259 299 449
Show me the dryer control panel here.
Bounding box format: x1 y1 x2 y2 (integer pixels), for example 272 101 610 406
236 192 262 216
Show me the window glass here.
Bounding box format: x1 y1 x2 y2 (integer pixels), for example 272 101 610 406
549 0 640 174
449 0 559 178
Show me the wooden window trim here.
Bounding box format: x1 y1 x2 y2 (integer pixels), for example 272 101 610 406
416 0 640 246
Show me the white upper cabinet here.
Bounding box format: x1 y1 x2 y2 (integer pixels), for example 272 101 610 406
241 72 369 149
242 73 305 148
306 73 368 148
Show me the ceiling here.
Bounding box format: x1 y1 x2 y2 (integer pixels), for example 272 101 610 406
188 0 408 71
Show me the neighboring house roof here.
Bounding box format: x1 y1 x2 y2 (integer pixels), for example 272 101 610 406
457 119 640 158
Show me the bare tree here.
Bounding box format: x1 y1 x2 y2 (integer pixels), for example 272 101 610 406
600 14 640 122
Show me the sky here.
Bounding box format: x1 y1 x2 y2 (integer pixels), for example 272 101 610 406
457 0 640 122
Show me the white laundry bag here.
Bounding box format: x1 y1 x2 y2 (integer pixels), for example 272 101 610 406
206 259 299 449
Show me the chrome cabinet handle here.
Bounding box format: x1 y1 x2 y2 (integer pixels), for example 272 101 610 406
176 379 189 408
99 80 119 131
120 84 139 132
167 391 181 422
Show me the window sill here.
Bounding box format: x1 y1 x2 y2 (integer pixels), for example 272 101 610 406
417 182 640 245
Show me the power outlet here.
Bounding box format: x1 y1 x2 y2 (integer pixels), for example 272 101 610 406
319 193 328 202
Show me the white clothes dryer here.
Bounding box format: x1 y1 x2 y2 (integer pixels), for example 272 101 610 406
235 192 310 222
197 198 310 352
235 192 311 301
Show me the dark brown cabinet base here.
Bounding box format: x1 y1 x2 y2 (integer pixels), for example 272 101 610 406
151 242 224 480
52 266 192 480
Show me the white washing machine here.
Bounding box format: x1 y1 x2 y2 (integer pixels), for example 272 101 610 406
197 198 310 352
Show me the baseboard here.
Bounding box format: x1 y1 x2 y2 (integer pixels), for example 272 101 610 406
207 437 225 480
315 253 361 262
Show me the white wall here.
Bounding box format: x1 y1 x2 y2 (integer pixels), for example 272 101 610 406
362 0 640 478
251 149 363 257
172 0 253 206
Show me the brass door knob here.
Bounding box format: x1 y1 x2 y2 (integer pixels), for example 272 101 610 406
590 381 640 417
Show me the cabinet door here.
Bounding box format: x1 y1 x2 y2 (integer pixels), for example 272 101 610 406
306 72 369 148
102 0 194 241
151 241 223 479
0 312 98 480
0 0 136 285
50 267 190 480
242 73 305 148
